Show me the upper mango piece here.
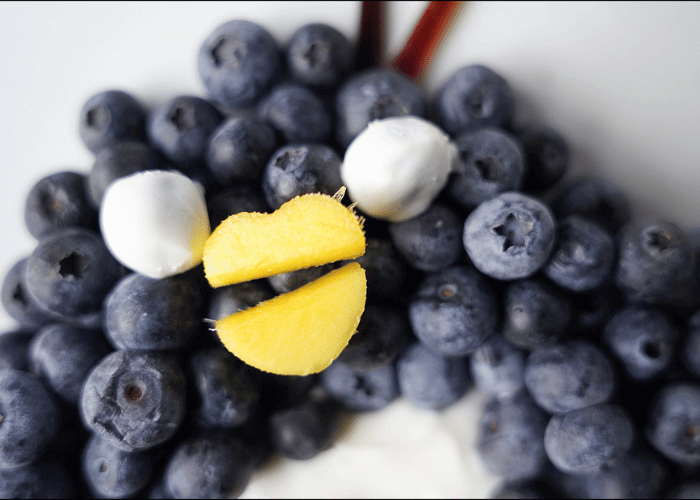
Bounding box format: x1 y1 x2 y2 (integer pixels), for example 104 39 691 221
203 189 365 287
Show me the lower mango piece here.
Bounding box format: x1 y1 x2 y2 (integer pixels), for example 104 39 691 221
214 262 367 376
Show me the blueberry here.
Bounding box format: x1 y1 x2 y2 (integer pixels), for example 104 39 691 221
337 305 408 370
542 215 616 293
434 64 515 136
262 143 343 210
24 227 123 318
645 382 700 467
206 183 270 229
341 238 406 300
258 83 332 144
29 323 112 405
82 433 152 498
207 279 274 322
409 265 498 356
0 458 75 499
463 191 556 281
254 370 319 412
0 368 61 468
104 272 202 351
524 340 616 414
286 23 353 89
267 263 337 295
198 19 281 110
490 480 547 499
164 429 254 499
0 329 35 372
568 284 623 337
388 204 464 272
517 123 569 193
477 392 549 481
80 350 186 452
269 397 338 460
544 403 635 474
470 333 526 402
448 127 526 209
603 305 677 382
335 67 427 147
78 89 148 154
24 170 98 240
1 257 52 330
206 115 277 185
502 278 572 351
396 341 470 411
88 140 156 207
683 310 700 379
615 219 699 308
147 95 223 171
550 176 631 234
190 347 260 429
320 360 398 412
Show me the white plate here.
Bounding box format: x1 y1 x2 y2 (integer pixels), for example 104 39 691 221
1 2 699 498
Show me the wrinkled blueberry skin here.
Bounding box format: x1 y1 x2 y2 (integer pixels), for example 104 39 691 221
148 95 223 171
409 265 498 357
463 192 556 281
164 430 254 499
615 219 699 308
544 403 634 475
342 238 406 300
24 171 98 240
434 64 515 137
335 67 427 147
269 398 338 460
470 333 526 402
79 89 148 154
0 368 61 468
24 228 123 318
198 20 281 110
448 127 526 210
207 279 274 322
258 83 333 144
1 257 52 330
287 23 353 89
30 323 112 405
190 347 260 429
88 140 156 207
603 306 677 382
389 204 464 272
517 123 570 194
104 273 202 351
551 176 631 234
206 183 270 229
82 433 152 498
0 329 35 371
542 215 616 293
268 263 337 294
524 340 615 414
645 382 700 467
321 360 398 412
477 392 549 481
262 143 343 209
80 350 186 452
0 458 75 499
396 341 470 411
683 310 700 378
206 115 277 185
337 305 408 370
502 278 572 351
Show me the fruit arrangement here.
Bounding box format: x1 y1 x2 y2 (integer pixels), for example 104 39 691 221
2 2 700 499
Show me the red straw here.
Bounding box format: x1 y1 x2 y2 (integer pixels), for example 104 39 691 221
392 1 464 80
355 1 385 71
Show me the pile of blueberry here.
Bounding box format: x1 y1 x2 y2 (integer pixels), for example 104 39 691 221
1 14 700 500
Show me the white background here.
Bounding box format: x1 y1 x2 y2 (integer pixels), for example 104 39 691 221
1 2 700 497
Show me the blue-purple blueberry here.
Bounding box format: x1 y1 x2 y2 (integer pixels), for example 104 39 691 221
78 90 148 154
258 83 332 144
286 23 353 89
1 257 52 330
470 333 526 402
320 360 398 412
269 398 338 460
517 123 569 193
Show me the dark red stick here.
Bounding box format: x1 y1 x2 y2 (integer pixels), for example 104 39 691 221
355 1 385 71
392 1 464 80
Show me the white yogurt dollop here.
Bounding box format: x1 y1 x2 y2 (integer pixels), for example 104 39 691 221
100 170 211 279
340 116 458 222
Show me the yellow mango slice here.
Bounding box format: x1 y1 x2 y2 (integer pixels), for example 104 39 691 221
203 190 365 288
215 262 367 376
